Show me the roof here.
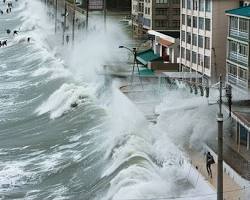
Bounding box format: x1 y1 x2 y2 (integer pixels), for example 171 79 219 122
136 49 162 65
232 111 250 131
225 6 250 18
158 31 180 39
147 30 179 43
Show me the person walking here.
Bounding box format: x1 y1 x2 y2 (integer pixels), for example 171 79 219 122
206 152 215 178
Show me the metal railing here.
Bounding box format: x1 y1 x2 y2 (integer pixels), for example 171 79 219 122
228 74 248 89
229 29 249 41
229 52 248 65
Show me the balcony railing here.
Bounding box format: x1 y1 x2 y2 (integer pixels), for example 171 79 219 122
228 74 248 89
229 52 248 66
229 29 249 41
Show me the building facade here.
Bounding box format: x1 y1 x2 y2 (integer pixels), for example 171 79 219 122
226 6 250 92
180 0 240 84
131 0 180 37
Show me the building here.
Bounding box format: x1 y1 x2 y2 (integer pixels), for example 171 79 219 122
180 0 240 84
225 5 250 92
131 0 180 37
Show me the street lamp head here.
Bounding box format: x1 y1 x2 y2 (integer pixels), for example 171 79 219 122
119 45 124 48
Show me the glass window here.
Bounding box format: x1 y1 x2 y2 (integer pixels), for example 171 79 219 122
193 0 198 10
198 35 203 48
239 68 247 80
182 14 185 25
204 56 210 69
205 37 210 49
230 16 238 30
198 53 204 66
199 17 204 29
205 18 211 31
182 0 186 8
181 47 185 58
192 51 197 63
205 0 211 12
193 16 197 28
187 15 192 26
187 32 191 44
187 0 191 9
239 44 247 56
199 0 205 11
181 30 185 42
192 34 197 46
239 18 248 33
228 63 237 76
186 49 191 61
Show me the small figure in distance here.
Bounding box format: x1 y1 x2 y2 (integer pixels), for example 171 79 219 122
6 8 9 13
0 10 3 15
0 41 2 47
6 29 11 34
3 0 6 3
2 40 7 47
13 30 19 35
27 37 31 42
206 151 215 178
66 35 69 44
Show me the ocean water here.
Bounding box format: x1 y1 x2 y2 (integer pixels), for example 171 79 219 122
0 1 216 200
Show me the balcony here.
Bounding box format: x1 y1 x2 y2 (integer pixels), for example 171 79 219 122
229 29 249 42
228 74 248 89
228 52 248 67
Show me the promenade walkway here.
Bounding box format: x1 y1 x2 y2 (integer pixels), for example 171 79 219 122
186 146 245 200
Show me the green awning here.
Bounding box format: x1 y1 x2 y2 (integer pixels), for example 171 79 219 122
136 49 162 66
137 68 155 76
226 6 250 17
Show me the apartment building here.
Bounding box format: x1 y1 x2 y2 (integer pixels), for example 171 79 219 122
225 5 250 92
180 0 240 84
131 0 180 36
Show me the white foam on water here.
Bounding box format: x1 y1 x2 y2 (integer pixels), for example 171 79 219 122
35 83 94 119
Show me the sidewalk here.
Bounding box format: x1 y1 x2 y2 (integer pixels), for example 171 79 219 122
186 146 244 200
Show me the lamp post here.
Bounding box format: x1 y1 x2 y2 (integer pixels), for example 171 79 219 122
72 0 76 43
119 45 141 86
54 0 58 33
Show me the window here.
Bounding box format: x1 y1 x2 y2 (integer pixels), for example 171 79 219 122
155 20 168 27
198 35 203 48
199 0 205 11
187 0 191 9
228 63 237 76
230 16 238 30
193 0 198 10
205 0 211 12
239 68 247 80
192 34 197 46
181 47 185 58
181 30 185 42
239 18 248 33
229 40 237 53
187 32 191 44
239 44 247 56
192 51 197 63
156 8 168 15
204 56 210 69
182 0 186 8
205 18 211 31
193 16 197 28
182 14 186 25
186 49 191 61
199 17 204 29
156 0 168 3
205 37 210 49
187 15 192 26
198 54 204 66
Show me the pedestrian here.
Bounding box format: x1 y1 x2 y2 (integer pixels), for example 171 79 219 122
0 41 2 47
66 35 69 44
0 10 3 15
6 8 9 13
6 29 11 34
27 37 31 42
206 152 215 178
2 40 7 47
13 30 18 35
